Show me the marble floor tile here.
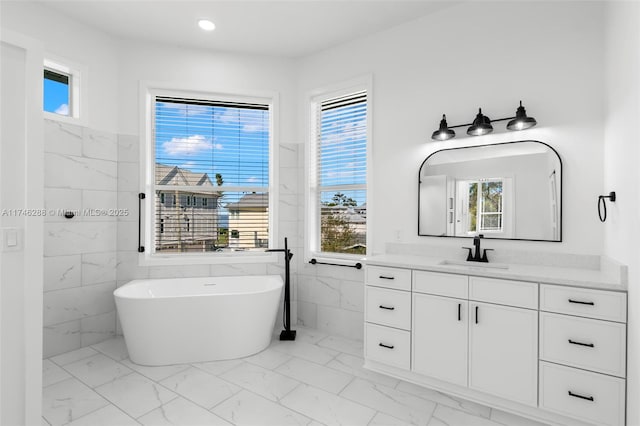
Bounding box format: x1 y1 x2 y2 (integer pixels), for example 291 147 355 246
42 377 109 426
50 346 99 366
317 334 364 356
326 353 401 388
212 389 311 426
43 359 72 388
192 358 244 376
271 339 339 365
280 383 376 426
95 372 177 418
63 353 132 387
91 336 128 361
370 412 413 425
65 404 139 426
245 347 292 370
340 378 436 425
292 326 329 344
429 405 505 426
395 380 491 419
490 408 551 426
275 357 353 394
43 332 546 426
120 358 190 382
220 362 300 402
138 397 231 426
160 367 241 409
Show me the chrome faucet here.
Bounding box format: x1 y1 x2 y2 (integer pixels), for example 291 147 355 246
463 234 493 263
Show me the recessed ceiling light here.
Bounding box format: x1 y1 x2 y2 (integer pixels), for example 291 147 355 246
198 19 215 31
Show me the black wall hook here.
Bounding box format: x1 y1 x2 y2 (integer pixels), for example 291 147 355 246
598 191 616 222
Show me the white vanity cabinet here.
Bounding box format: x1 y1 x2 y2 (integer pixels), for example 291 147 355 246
539 284 627 426
411 273 538 405
412 271 468 386
364 261 628 426
364 266 412 370
468 277 538 406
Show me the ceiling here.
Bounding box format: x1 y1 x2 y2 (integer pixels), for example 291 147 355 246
36 0 456 58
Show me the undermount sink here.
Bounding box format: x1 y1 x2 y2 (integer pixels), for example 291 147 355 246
438 259 510 270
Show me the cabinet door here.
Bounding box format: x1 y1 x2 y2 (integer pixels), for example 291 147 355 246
413 293 468 386
469 302 538 406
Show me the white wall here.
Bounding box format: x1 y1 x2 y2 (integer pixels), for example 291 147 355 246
298 1 605 256
0 33 44 426
603 3 640 426
1 1 119 133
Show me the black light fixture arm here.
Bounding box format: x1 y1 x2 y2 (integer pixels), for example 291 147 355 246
445 116 515 130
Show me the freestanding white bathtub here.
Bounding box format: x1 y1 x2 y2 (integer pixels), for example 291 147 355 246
114 275 283 366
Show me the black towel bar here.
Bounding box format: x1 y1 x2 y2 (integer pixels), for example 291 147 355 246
309 258 362 269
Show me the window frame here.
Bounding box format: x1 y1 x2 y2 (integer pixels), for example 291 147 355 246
140 83 279 265
43 57 85 125
305 76 372 263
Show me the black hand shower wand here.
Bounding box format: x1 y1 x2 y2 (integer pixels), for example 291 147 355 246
266 237 296 341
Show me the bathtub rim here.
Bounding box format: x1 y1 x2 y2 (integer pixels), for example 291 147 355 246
114 274 284 300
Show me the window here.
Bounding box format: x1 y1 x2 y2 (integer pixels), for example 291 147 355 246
149 92 271 255
309 89 368 257
43 59 83 122
464 179 504 234
43 69 70 116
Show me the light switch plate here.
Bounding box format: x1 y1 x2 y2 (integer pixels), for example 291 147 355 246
0 227 22 252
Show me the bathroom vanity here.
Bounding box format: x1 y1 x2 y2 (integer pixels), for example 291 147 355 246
364 254 627 426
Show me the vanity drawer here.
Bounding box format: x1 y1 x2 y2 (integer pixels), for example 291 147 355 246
365 323 410 370
365 286 411 330
539 361 625 426
469 277 538 309
540 285 627 323
366 266 411 291
412 270 468 298
540 312 626 377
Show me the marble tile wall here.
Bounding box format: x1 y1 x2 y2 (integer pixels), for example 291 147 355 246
43 119 119 357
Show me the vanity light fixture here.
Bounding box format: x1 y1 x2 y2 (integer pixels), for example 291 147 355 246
198 19 216 31
431 114 456 141
467 108 493 136
431 101 537 141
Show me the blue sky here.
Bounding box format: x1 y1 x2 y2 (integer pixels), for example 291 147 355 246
43 78 69 115
155 101 269 188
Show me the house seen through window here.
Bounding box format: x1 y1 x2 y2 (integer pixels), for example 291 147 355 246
152 94 271 254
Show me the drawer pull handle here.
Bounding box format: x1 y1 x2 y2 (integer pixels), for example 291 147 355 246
379 305 395 311
475 306 479 324
379 275 395 280
378 343 394 349
568 299 595 306
568 339 595 348
568 391 594 402
458 303 461 321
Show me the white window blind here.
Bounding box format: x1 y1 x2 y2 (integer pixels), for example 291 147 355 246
313 90 367 255
153 95 270 253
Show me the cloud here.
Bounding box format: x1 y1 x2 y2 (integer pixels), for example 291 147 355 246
246 177 258 183
55 103 69 115
162 135 212 156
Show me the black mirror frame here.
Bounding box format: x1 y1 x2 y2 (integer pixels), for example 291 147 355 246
418 140 562 242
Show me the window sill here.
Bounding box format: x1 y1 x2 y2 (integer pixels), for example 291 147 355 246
139 251 278 266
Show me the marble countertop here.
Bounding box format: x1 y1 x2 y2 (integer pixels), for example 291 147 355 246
365 254 627 292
